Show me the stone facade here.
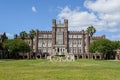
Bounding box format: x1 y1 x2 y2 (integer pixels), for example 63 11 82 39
33 19 89 56
14 19 106 59
32 19 105 59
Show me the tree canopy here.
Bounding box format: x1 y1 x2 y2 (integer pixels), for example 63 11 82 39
3 39 30 55
90 39 115 54
20 31 28 40
87 25 96 37
29 29 36 50
29 29 36 40
112 41 120 50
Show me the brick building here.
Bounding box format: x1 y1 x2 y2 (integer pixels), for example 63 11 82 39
35 19 90 57
33 19 105 59
15 19 106 59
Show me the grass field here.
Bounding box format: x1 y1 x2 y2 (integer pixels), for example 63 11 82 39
0 59 120 80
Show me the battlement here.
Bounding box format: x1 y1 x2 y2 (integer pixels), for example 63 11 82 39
91 35 105 40
39 30 52 34
52 19 68 28
69 30 88 35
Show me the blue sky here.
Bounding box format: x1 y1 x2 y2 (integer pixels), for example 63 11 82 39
0 0 120 40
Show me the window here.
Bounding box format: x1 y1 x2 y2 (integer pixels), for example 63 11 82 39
48 40 52 47
38 40 42 47
43 34 47 38
56 32 63 45
78 40 81 45
73 35 77 38
73 40 77 45
43 48 46 52
48 48 51 53
38 48 41 52
69 35 72 38
73 47 76 53
48 34 52 38
39 34 42 38
68 47 71 53
43 40 46 47
57 28 60 32
78 47 81 53
69 40 71 45
78 35 82 38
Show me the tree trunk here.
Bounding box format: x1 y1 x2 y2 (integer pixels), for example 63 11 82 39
31 39 34 59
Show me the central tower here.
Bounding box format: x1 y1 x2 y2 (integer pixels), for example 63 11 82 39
52 19 68 55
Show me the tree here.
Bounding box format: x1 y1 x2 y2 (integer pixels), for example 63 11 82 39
87 25 96 37
2 32 8 41
89 39 116 59
29 29 36 58
112 41 120 50
2 39 30 59
29 29 36 50
20 31 28 40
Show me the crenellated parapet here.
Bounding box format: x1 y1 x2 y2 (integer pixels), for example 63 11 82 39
91 35 106 40
69 30 86 35
39 31 52 34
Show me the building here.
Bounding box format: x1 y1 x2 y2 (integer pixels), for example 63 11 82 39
15 19 105 59
34 19 106 59
35 19 90 57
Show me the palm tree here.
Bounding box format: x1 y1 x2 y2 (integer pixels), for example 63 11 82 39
29 29 36 51
19 31 28 59
87 25 96 37
29 29 36 58
20 31 28 40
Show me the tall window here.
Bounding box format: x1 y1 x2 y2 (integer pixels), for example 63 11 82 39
48 34 52 38
68 47 71 53
78 47 81 54
39 34 42 38
78 40 81 45
73 35 77 38
48 48 51 53
69 35 72 38
48 40 52 47
56 32 63 45
38 40 42 47
43 48 46 52
73 47 76 53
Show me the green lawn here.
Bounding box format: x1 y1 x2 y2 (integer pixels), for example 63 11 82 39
0 59 120 80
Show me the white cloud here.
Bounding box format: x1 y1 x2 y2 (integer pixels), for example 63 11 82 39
57 6 98 31
6 33 13 39
112 34 120 40
108 28 120 32
84 0 120 32
32 6 37 12
57 0 120 33
84 0 120 14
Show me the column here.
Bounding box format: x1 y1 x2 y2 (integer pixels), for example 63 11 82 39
52 19 56 54
81 30 85 53
76 44 79 59
86 31 89 53
64 19 68 49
